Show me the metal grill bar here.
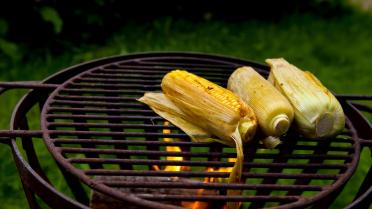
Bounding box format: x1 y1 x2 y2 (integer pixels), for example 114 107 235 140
121 60 235 68
351 103 372 114
0 130 43 138
98 68 235 75
60 88 146 94
68 158 348 169
68 83 160 89
46 114 158 121
54 95 137 102
48 122 177 129
360 139 372 146
85 169 340 179
74 77 164 84
85 72 228 82
113 64 237 70
49 132 353 150
135 194 298 202
100 181 323 191
60 147 351 160
52 136 352 144
48 107 153 114
50 101 143 108
50 130 187 138
337 94 372 100
0 82 58 89
52 138 352 148
53 139 218 146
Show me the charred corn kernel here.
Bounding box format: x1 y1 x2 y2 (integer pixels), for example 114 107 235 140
266 58 345 138
161 70 257 144
228 66 294 138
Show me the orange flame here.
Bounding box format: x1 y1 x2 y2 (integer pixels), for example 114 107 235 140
162 121 185 172
189 167 215 209
156 121 238 209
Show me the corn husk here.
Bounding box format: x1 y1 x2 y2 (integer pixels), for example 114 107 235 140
138 92 216 143
266 58 345 138
228 66 294 145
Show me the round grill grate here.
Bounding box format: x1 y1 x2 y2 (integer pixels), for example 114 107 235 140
40 53 360 209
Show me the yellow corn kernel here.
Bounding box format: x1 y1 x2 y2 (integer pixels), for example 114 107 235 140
266 58 345 138
228 66 294 138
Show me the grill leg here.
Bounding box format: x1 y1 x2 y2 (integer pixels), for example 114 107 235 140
49 114 91 204
10 139 41 209
56 162 90 205
10 144 42 209
21 182 42 209
16 110 47 209
19 119 51 183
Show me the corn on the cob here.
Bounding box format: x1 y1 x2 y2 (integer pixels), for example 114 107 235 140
228 67 294 140
161 70 257 144
266 58 345 138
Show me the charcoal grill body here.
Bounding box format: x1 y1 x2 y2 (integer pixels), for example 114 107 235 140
0 52 370 209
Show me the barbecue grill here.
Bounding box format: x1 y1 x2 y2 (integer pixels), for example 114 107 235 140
0 52 370 209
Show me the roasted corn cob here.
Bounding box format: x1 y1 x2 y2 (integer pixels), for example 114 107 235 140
266 58 345 138
161 70 257 144
228 67 294 143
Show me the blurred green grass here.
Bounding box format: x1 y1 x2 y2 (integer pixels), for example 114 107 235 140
0 11 371 209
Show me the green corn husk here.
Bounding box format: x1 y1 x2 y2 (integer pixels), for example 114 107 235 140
266 58 345 138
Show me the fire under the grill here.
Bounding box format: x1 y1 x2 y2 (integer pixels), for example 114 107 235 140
0 52 371 209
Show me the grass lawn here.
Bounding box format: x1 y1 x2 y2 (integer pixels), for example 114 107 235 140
0 11 371 209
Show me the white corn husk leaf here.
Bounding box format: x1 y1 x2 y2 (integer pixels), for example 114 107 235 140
138 92 219 144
